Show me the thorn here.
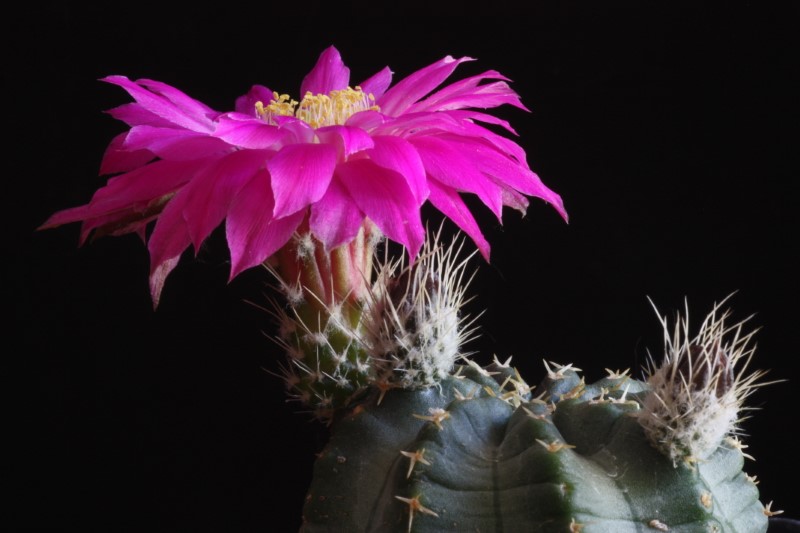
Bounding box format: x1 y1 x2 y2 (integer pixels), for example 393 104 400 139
400 449 431 478
535 439 576 453
605 368 631 379
413 408 450 430
543 360 582 380
569 518 584 532
492 354 513 368
453 386 478 401
763 501 783 517
700 491 712 509
648 519 669 531
522 406 552 423
395 494 439 533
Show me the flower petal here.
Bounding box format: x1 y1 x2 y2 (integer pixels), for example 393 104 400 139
147 192 193 306
309 177 364 250
335 159 424 258
122 125 230 160
268 143 337 219
410 135 503 220
409 70 527 113
426 133 567 221
106 103 175 128
428 180 491 261
378 55 474 117
179 149 272 250
100 132 155 175
103 76 215 132
214 114 286 149
138 78 219 121
358 66 393 100
226 169 305 278
315 125 374 158
234 85 274 115
300 46 350 96
367 136 429 204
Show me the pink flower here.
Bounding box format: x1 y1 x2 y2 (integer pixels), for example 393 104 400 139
42 46 567 305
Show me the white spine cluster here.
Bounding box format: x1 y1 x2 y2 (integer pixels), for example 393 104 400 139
362 231 478 390
638 298 768 466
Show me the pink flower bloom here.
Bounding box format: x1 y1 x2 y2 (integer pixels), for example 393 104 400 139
42 46 567 305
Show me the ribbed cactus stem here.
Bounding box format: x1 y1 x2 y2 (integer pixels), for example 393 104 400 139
268 220 380 419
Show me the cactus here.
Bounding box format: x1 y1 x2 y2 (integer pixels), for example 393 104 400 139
272 235 776 532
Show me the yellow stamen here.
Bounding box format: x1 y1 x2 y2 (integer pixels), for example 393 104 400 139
255 86 378 128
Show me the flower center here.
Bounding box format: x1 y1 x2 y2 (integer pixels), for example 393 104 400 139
255 87 378 128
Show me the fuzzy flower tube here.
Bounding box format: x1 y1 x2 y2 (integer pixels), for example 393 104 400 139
42 47 780 531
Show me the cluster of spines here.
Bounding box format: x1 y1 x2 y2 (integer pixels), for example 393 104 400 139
362 232 478 394
637 298 770 466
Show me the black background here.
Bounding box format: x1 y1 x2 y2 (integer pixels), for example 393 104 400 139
10 3 798 530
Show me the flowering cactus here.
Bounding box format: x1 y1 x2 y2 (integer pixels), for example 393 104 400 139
41 47 780 531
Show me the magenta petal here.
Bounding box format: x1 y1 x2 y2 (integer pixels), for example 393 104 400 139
309 177 363 250
235 85 274 115
149 255 181 309
122 125 230 161
315 125 374 158
214 114 285 149
336 159 424 258
86 159 211 219
358 66 393 100
226 169 305 278
300 46 350 96
138 78 219 121
410 135 504 220
268 143 337 219
345 110 385 131
100 132 155 175
428 180 491 261
107 103 174 128
367 136 429 204
409 69 527 113
378 55 474 117
428 133 567 220
103 76 214 132
147 195 193 306
179 149 271 250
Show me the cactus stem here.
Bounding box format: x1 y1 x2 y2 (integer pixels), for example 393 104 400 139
400 448 431 478
394 495 439 533
536 439 576 453
412 407 450 430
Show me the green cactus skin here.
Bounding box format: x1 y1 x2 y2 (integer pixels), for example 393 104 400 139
301 364 766 532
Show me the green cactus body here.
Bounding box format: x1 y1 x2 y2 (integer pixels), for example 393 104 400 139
302 365 766 532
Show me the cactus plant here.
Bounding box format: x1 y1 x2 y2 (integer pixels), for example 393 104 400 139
39 45 783 531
